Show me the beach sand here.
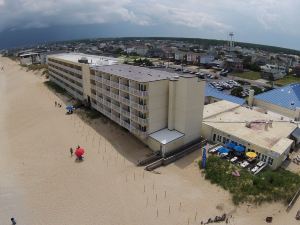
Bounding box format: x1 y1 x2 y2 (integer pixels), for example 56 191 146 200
0 56 299 225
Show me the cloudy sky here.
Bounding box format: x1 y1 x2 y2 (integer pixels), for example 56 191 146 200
0 0 300 49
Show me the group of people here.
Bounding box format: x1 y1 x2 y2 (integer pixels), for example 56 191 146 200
70 145 84 161
54 101 62 108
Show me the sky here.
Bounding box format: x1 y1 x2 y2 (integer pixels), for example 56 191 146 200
0 0 300 49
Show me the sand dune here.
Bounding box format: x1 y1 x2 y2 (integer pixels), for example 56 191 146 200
0 56 299 225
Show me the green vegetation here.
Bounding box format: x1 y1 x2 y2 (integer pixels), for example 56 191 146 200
133 58 154 66
273 75 300 86
200 156 300 205
250 85 263 95
231 87 244 98
44 80 67 94
231 71 261 80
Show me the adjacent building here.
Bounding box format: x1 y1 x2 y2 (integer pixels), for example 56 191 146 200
201 100 298 169
48 53 205 155
20 52 41 65
254 83 300 120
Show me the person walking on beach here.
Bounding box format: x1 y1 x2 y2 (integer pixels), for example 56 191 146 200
1 66 3 71
11 217 16 225
55 101 57 107
70 147 73 157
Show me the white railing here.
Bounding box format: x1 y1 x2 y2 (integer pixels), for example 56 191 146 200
110 81 119 89
120 96 130 105
111 114 120 124
111 104 120 112
102 90 111 97
95 96 103 104
110 93 119 101
103 78 110 85
120 84 129 92
95 76 103 83
121 109 130 118
103 100 111 107
130 101 148 112
129 88 148 97
131 114 148 125
120 120 130 130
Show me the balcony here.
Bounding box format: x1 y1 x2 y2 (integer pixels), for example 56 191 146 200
130 114 148 126
120 84 129 92
111 103 120 112
95 95 103 104
102 89 111 97
111 114 120 124
121 109 130 118
103 100 111 108
103 78 110 85
129 88 148 97
110 81 119 89
94 76 102 83
110 92 119 101
119 96 130 105
103 110 111 118
120 120 130 130
130 101 148 112
131 126 148 138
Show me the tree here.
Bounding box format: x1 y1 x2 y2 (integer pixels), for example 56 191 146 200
231 87 244 97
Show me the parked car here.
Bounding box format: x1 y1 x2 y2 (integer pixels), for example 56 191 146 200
240 161 250 168
257 161 265 167
230 157 238 163
209 145 222 153
251 166 259 173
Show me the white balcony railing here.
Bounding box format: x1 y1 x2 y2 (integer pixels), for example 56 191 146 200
95 95 103 104
121 109 130 118
103 78 110 85
120 84 129 92
120 96 130 105
111 104 120 112
129 88 148 97
111 114 120 124
110 81 119 89
103 100 111 108
95 76 103 83
110 93 119 101
120 120 130 130
102 90 111 97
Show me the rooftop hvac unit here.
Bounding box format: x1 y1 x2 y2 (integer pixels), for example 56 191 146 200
78 57 88 64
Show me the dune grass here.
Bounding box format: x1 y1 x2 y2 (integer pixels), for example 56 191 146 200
200 156 300 205
273 75 300 86
231 71 261 80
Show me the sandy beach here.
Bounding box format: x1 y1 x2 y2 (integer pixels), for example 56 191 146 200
0 56 299 225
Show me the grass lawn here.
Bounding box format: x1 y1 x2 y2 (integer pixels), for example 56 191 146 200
231 71 261 80
274 75 300 86
200 156 300 205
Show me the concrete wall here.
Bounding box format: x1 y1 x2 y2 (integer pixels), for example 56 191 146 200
254 98 296 119
147 80 169 134
173 77 205 144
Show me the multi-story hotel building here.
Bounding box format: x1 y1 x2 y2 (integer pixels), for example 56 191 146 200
48 53 205 154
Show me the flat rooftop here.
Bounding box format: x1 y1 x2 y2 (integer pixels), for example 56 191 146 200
203 100 297 153
92 64 196 82
149 129 184 145
50 53 118 66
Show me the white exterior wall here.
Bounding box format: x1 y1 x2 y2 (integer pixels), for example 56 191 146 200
147 80 169 134
254 98 296 119
173 78 205 144
201 124 292 170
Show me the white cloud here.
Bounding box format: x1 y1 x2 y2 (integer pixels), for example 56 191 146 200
0 0 300 38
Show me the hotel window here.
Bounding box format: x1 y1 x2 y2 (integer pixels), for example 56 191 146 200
267 157 274 165
213 134 216 142
222 137 226 144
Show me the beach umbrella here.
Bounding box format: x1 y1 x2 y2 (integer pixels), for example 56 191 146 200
234 145 245 152
75 147 85 157
246 152 257 158
226 142 236 149
218 147 230 154
66 105 74 111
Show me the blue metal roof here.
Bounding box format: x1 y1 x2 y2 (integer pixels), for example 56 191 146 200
255 83 300 110
205 84 246 105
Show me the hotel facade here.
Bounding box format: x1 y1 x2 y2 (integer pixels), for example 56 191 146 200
48 53 205 154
